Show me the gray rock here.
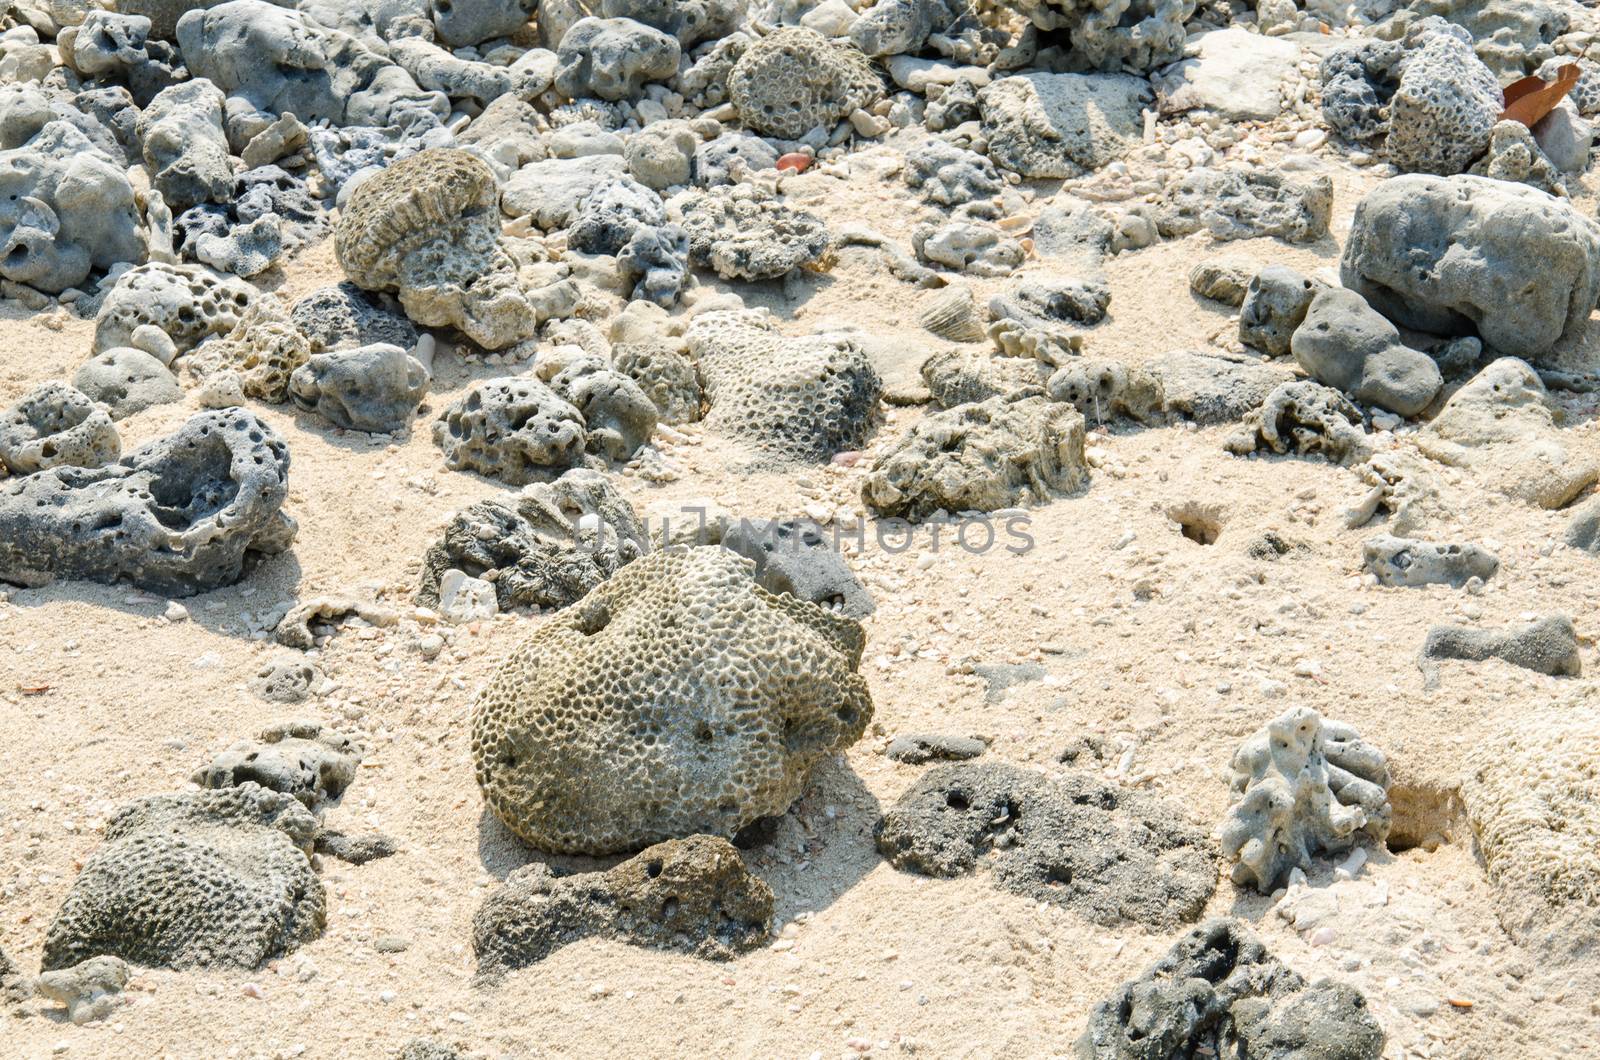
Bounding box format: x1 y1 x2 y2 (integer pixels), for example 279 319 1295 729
388 36 518 105
546 118 625 159
288 342 430 433
418 467 648 612
1030 205 1113 267
922 347 1051 407
554 16 680 102
625 119 696 190
42 784 322 971
728 27 883 139
721 518 875 617
473 835 772 974
884 733 987 764
915 220 1024 277
0 942 23 1001
923 74 981 132
1291 288 1442 417
0 121 146 294
94 261 256 356
1343 174 1600 363
137 79 233 212
617 222 691 308
433 377 588 485
992 277 1111 333
979 72 1148 179
1045 360 1165 426
250 655 321 704
863 391 1084 519
63 11 153 77
973 661 1045 703
1385 24 1502 176
1159 167 1332 244
600 0 737 47
177 1 448 134
1419 614 1581 690
192 721 363 812
543 357 658 463
457 95 546 172
1408 0 1565 76
502 154 629 229
1076 919 1385 1059
1564 493 1600 551
314 828 397 864
850 0 973 59
877 761 1215 929
567 174 666 256
1239 265 1319 357
686 311 880 463
32 955 130 1025
73 348 185 420
1223 381 1371 466
0 383 120 476
399 1040 462 1060
240 111 308 169
290 282 418 353
1532 100 1594 175
693 131 779 186
1188 259 1254 306
192 214 285 278
1363 534 1498 587
1468 119 1562 195
1006 0 1192 73
1153 27 1300 122
1320 39 1403 146
903 136 1003 207
0 409 295 596
1148 351 1297 425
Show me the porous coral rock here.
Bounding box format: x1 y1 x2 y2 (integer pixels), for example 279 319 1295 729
914 221 1023 277
0 121 146 293
922 347 1050 408
1076 919 1385 1059
94 261 256 355
418 467 649 612
877 762 1215 928
1461 706 1600 960
1319 38 1404 147
470 547 872 854
433 376 589 484
290 282 418 353
186 298 311 403
728 26 883 139
861 391 1086 520
0 383 120 476
41 783 323 970
686 311 881 463
473 835 772 974
1384 22 1503 176
193 721 363 812
671 183 831 281
1362 534 1499 588
0 409 295 596
902 136 1003 207
1223 382 1372 466
720 518 876 617
1468 119 1563 195
335 148 539 350
1219 706 1392 893
1043 359 1164 425
289 343 430 433
1158 167 1332 244
1341 174 1600 361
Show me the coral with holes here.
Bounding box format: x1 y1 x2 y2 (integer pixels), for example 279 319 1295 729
1220 706 1392 893
1363 534 1499 589
671 184 831 282
336 149 539 350
186 298 311 404
418 467 650 612
473 834 772 974
1159 167 1333 244
566 175 667 257
614 340 702 423
1385 23 1505 176
290 283 418 353
1320 39 1404 146
915 221 1024 277
1223 382 1372 466
1077 918 1385 1059
0 409 295 596
1239 265 1320 357
289 343 430 434
41 783 324 970
0 120 147 293
991 277 1111 334
1008 0 1195 72
876 762 1215 929
728 27 883 139
719 519 876 617
554 16 681 102
193 721 363 813
1044 360 1164 425
617 223 692 308
1468 120 1563 195
1462 706 1600 961
94 262 256 356
541 357 658 463
922 348 1051 408
471 548 872 854
0 383 120 476
686 311 881 463
862 392 1087 520
850 0 984 60
433 377 589 485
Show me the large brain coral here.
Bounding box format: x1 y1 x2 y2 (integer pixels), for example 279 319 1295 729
471 547 873 855
1220 706 1392 893
335 148 538 349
